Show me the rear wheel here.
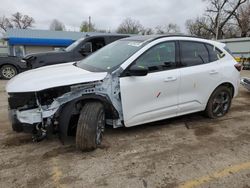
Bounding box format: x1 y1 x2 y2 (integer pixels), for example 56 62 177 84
0 65 17 79
76 102 105 151
205 86 232 119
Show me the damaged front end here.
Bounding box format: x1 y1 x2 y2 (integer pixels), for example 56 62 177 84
8 73 123 142
8 86 71 141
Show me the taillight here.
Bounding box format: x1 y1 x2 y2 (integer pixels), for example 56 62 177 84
234 63 242 72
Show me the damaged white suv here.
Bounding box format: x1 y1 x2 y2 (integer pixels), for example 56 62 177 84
6 35 241 151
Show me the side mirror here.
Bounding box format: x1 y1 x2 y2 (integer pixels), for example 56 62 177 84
79 42 92 55
127 65 148 76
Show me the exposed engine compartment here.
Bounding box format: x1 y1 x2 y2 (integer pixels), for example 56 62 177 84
8 86 71 110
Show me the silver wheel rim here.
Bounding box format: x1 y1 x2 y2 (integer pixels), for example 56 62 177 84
96 109 105 145
2 66 16 79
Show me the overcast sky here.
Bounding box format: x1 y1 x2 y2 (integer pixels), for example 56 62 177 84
0 0 207 33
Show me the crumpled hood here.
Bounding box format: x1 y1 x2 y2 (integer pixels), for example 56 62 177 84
6 62 107 93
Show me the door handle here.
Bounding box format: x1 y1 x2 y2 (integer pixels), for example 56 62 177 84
209 70 218 75
164 77 177 82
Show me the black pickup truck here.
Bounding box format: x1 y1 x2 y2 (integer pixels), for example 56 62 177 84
0 56 27 79
22 34 130 70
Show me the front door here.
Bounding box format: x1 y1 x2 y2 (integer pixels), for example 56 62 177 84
120 41 180 127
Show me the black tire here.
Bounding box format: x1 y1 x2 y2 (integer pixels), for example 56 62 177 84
205 86 232 119
0 65 17 79
76 102 105 151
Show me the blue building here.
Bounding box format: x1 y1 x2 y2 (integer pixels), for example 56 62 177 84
2 29 98 57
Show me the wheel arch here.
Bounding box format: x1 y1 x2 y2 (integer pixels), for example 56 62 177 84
205 81 235 109
76 94 119 119
58 94 119 141
204 82 234 118
0 63 19 73
214 82 235 98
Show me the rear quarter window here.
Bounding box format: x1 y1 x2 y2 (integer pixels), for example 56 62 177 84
206 44 225 62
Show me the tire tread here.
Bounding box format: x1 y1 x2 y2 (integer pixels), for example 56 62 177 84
76 102 103 151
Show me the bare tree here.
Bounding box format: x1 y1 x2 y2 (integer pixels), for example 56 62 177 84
186 17 214 39
186 0 248 39
206 0 247 39
11 12 35 29
80 21 95 32
140 27 154 35
233 1 250 37
49 19 65 31
155 23 180 34
155 26 165 34
166 23 181 33
0 16 13 32
116 18 143 34
0 12 34 32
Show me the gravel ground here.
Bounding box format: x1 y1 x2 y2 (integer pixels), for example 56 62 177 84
0 71 250 188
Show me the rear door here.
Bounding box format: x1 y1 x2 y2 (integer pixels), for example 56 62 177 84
120 41 180 127
178 41 222 115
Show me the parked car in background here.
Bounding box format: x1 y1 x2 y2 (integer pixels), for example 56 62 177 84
0 56 26 79
242 58 250 70
235 56 250 70
22 34 130 69
241 77 250 91
6 35 241 151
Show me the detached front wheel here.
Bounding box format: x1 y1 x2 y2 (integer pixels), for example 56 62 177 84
76 102 105 151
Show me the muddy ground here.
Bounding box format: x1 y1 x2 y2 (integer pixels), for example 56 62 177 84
0 71 250 188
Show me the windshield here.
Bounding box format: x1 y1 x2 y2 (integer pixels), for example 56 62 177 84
76 40 145 72
65 38 85 52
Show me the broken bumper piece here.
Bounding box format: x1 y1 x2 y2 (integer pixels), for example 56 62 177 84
11 106 59 125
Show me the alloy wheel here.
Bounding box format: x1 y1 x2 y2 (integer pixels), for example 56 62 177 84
2 66 16 79
212 91 230 117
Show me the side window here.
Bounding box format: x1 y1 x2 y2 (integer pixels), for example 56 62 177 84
180 41 209 66
89 37 106 52
135 42 176 72
206 44 225 62
13 45 25 57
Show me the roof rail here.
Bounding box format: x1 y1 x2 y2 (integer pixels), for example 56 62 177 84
151 34 205 41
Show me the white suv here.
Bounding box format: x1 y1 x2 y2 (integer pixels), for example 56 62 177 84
6 35 241 151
